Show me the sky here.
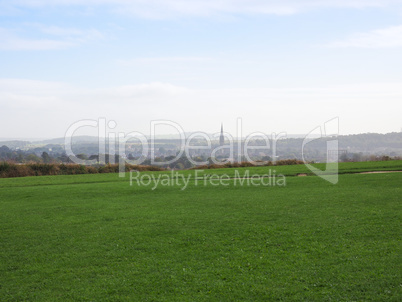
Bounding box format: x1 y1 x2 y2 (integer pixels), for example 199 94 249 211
0 0 402 139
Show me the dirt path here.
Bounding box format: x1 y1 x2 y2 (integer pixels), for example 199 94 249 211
195 170 402 181
358 171 402 174
296 171 402 176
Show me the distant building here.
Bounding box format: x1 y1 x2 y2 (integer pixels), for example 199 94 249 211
327 149 347 163
219 124 224 146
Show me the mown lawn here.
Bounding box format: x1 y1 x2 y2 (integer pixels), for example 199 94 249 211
0 164 401 301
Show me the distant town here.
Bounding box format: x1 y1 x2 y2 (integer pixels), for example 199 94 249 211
1 132 401 170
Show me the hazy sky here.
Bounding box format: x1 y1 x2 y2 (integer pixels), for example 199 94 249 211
1 0 402 139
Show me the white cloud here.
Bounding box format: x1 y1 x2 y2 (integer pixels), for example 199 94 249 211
1 78 401 137
98 82 190 99
0 28 73 50
118 57 211 65
0 25 102 50
6 0 402 18
0 79 189 109
0 78 71 92
36 25 103 41
326 25 402 48
0 79 70 111
2 78 401 108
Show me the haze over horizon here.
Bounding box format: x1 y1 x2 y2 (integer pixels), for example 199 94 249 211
1 0 402 138
1 130 401 144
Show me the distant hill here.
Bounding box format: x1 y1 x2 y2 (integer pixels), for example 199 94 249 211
0 140 31 149
37 136 100 145
1 132 402 157
0 136 101 148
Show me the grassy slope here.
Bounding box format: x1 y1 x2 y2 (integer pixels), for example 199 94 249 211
0 162 401 301
1 160 402 188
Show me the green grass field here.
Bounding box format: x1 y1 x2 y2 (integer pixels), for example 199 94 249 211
0 161 401 301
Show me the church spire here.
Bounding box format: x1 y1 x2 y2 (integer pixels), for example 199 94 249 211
219 123 224 146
